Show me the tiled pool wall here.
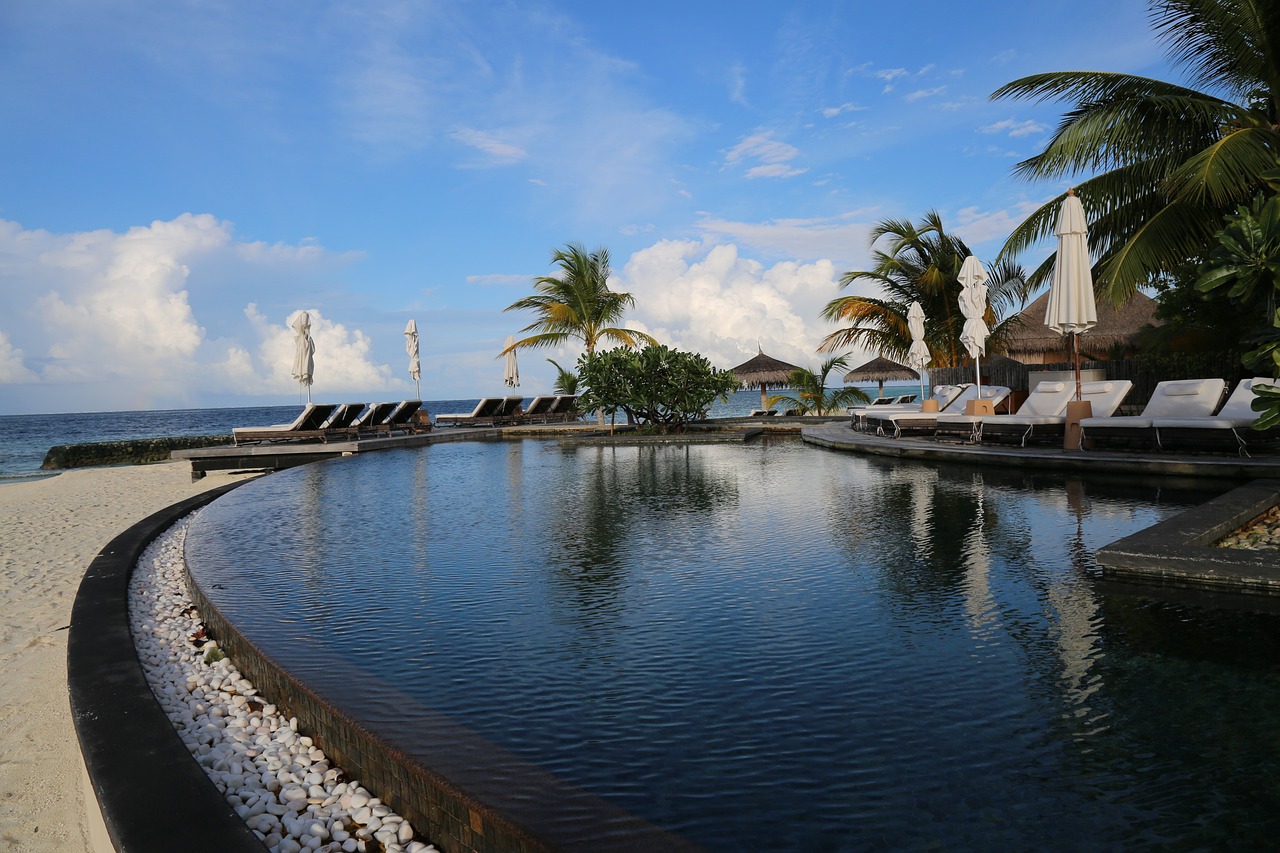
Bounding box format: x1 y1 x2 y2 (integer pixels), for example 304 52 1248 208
181 552 703 853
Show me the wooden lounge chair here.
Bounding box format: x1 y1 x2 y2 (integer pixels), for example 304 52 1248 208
232 403 338 444
1152 378 1279 456
493 396 526 426
547 395 581 423
1080 378 1227 450
865 385 1010 438
521 396 557 424
436 397 504 426
380 400 423 434
975 380 1133 446
936 380 1077 443
351 402 398 433
316 402 367 439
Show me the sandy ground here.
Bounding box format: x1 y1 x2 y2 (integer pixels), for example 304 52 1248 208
0 462 256 852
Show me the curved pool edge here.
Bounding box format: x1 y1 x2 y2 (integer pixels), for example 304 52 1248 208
184 476 706 853
67 480 264 853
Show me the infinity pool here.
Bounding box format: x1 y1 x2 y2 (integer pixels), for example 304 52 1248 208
185 438 1280 850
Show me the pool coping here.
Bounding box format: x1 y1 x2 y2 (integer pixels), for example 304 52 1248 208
1095 478 1280 594
67 480 265 852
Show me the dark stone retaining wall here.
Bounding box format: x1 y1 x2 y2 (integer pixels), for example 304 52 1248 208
43 436 233 469
67 482 265 852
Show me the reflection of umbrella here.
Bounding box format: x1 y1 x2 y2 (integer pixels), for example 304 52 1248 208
404 319 421 399
730 346 802 410
290 311 315 403
503 335 520 387
958 255 990 395
842 355 918 399
906 300 930 401
1044 189 1098 401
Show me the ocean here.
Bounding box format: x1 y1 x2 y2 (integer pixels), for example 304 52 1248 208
0 384 918 481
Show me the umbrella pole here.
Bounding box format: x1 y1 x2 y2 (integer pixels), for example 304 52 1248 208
760 386 768 410
974 358 982 398
1073 332 1082 401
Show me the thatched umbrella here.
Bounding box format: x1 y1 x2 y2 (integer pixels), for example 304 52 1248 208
843 355 919 399
730 347 802 410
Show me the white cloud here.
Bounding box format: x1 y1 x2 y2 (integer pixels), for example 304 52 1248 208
980 117 1048 137
451 127 528 164
0 215 395 411
618 240 852 371
951 201 1045 248
724 131 806 179
822 102 866 118
696 211 877 267
904 86 947 102
728 62 748 106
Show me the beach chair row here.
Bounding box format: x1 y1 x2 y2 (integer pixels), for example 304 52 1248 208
232 400 427 445
853 377 1279 456
435 395 581 427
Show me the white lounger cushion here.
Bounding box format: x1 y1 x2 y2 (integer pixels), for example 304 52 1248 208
1080 378 1226 430
1154 377 1273 429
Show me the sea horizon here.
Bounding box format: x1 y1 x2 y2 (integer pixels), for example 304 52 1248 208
0 384 921 480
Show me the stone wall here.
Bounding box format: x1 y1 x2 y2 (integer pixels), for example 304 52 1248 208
41 436 233 470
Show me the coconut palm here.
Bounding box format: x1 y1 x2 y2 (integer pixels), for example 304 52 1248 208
820 212 1030 365
502 243 657 357
546 358 579 395
991 0 1280 303
766 355 870 416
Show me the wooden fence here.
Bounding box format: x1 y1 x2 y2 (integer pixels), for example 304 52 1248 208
929 354 1250 413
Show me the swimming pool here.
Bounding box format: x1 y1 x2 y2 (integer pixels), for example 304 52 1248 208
185 438 1280 850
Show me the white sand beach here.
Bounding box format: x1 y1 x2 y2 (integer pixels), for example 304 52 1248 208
0 462 255 852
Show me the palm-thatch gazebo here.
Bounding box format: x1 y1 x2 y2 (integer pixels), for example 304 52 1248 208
730 348 802 410
1003 291 1159 364
843 355 919 399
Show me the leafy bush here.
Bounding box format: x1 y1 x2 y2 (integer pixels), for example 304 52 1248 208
577 344 739 434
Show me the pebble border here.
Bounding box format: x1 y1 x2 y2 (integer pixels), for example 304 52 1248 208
128 513 436 853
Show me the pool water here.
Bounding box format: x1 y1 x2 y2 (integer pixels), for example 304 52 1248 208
185 438 1280 850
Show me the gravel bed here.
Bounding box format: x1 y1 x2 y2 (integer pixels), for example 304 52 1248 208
1216 505 1280 551
128 513 438 853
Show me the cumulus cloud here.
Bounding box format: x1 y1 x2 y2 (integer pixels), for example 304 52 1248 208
616 240 869 372
724 131 807 179
981 118 1048 138
0 215 394 411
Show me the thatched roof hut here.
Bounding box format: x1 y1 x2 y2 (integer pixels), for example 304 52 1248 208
730 348 802 409
1003 291 1159 363
842 356 919 398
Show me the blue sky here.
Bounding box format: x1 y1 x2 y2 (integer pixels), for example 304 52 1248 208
0 1 1176 414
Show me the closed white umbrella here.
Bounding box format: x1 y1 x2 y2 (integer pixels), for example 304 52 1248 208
503 335 519 387
404 319 421 398
906 300 930 402
290 311 315 403
1044 189 1098 401
958 255 990 396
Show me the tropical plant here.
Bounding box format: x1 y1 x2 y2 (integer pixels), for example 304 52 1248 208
820 211 1031 364
576 344 740 434
546 358 579 395
503 243 657 357
991 0 1280 303
766 355 871 416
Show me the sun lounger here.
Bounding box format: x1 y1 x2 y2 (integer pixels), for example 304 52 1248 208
352 402 398 432
521 396 557 423
379 400 423 433
1152 377 1279 456
850 385 966 430
892 394 918 405
232 403 338 444
936 380 1077 443
866 385 1010 438
974 379 1134 447
547 395 581 423
435 397 505 426
313 402 367 439
1080 378 1227 450
493 396 526 426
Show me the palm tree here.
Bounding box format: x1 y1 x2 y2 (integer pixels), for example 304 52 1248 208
503 243 656 357
546 358 579 395
991 0 1280 303
766 355 870 415
820 212 1030 365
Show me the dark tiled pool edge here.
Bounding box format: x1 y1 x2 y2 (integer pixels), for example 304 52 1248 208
67 481 264 852
1096 479 1280 594
184 521 706 852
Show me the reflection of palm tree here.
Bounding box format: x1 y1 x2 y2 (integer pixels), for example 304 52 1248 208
546 446 737 626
